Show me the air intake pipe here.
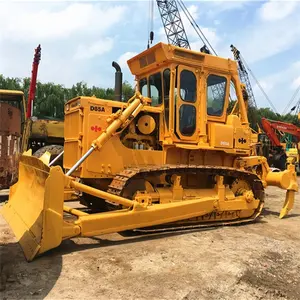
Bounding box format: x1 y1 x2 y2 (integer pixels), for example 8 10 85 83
112 61 123 101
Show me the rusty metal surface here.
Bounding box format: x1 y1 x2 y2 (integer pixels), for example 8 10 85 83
0 102 21 189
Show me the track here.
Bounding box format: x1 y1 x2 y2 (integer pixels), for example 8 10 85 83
107 164 265 232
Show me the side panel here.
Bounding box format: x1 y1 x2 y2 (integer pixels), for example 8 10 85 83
84 136 164 178
64 98 165 178
166 148 234 167
234 127 251 149
209 123 233 149
0 103 21 189
64 108 83 170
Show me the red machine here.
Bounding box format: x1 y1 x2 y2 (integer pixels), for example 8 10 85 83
261 118 300 146
261 118 300 171
26 44 41 119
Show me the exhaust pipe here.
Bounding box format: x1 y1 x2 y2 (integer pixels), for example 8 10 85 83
112 61 123 101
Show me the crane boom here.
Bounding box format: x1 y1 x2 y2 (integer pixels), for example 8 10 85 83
156 0 226 100
156 0 190 49
26 44 41 119
230 45 257 109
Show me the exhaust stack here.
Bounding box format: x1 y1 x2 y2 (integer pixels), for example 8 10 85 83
112 61 123 101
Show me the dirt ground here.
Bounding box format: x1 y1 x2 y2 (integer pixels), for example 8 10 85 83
0 179 299 300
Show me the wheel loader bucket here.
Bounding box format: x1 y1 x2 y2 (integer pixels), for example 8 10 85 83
0 155 65 261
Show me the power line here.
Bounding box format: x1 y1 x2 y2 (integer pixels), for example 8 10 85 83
240 53 278 114
176 0 217 55
282 83 300 115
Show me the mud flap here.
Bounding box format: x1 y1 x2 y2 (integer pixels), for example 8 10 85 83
0 155 65 261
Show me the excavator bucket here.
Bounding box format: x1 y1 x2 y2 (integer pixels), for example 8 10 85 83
0 155 65 261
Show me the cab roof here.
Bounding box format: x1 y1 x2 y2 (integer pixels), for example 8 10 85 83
127 42 238 77
0 89 24 102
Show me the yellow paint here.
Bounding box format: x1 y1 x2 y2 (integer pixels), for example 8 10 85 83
1 42 298 261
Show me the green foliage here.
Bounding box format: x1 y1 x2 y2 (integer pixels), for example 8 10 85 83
122 81 135 100
255 107 299 127
1 74 298 127
0 75 135 119
227 99 299 129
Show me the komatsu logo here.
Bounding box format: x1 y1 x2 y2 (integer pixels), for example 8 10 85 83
90 106 105 112
91 125 102 132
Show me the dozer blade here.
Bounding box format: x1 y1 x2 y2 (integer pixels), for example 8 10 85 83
0 155 65 261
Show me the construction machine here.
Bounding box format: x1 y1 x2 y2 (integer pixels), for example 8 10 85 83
261 118 300 173
22 44 64 160
0 90 26 189
0 46 64 190
1 42 298 261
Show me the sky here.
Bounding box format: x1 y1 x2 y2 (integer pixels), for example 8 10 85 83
0 0 299 114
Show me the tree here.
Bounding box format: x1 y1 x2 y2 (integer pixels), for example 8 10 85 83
122 81 135 101
0 75 136 119
1 74 298 127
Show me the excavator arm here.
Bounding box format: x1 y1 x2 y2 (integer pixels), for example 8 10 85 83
261 117 300 146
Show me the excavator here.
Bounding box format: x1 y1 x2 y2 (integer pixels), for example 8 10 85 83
261 118 300 173
1 1 298 261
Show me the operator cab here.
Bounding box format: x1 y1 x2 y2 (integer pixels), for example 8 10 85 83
0 90 25 188
0 90 26 132
127 42 249 152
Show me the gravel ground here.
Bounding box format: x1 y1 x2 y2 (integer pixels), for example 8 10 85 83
0 178 299 300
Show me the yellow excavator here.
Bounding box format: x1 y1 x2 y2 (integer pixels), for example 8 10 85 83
1 42 298 261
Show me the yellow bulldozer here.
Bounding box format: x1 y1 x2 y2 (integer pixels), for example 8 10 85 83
1 43 298 261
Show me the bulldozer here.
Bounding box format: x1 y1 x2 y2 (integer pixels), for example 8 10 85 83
1 42 298 261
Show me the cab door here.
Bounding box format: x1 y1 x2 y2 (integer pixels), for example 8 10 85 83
175 66 199 142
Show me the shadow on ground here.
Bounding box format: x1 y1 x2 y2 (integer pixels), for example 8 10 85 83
43 226 220 259
0 242 62 299
261 207 300 219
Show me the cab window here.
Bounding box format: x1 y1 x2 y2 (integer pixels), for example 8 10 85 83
179 105 196 135
139 78 147 97
139 73 163 107
149 72 162 106
180 70 196 102
207 75 227 116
